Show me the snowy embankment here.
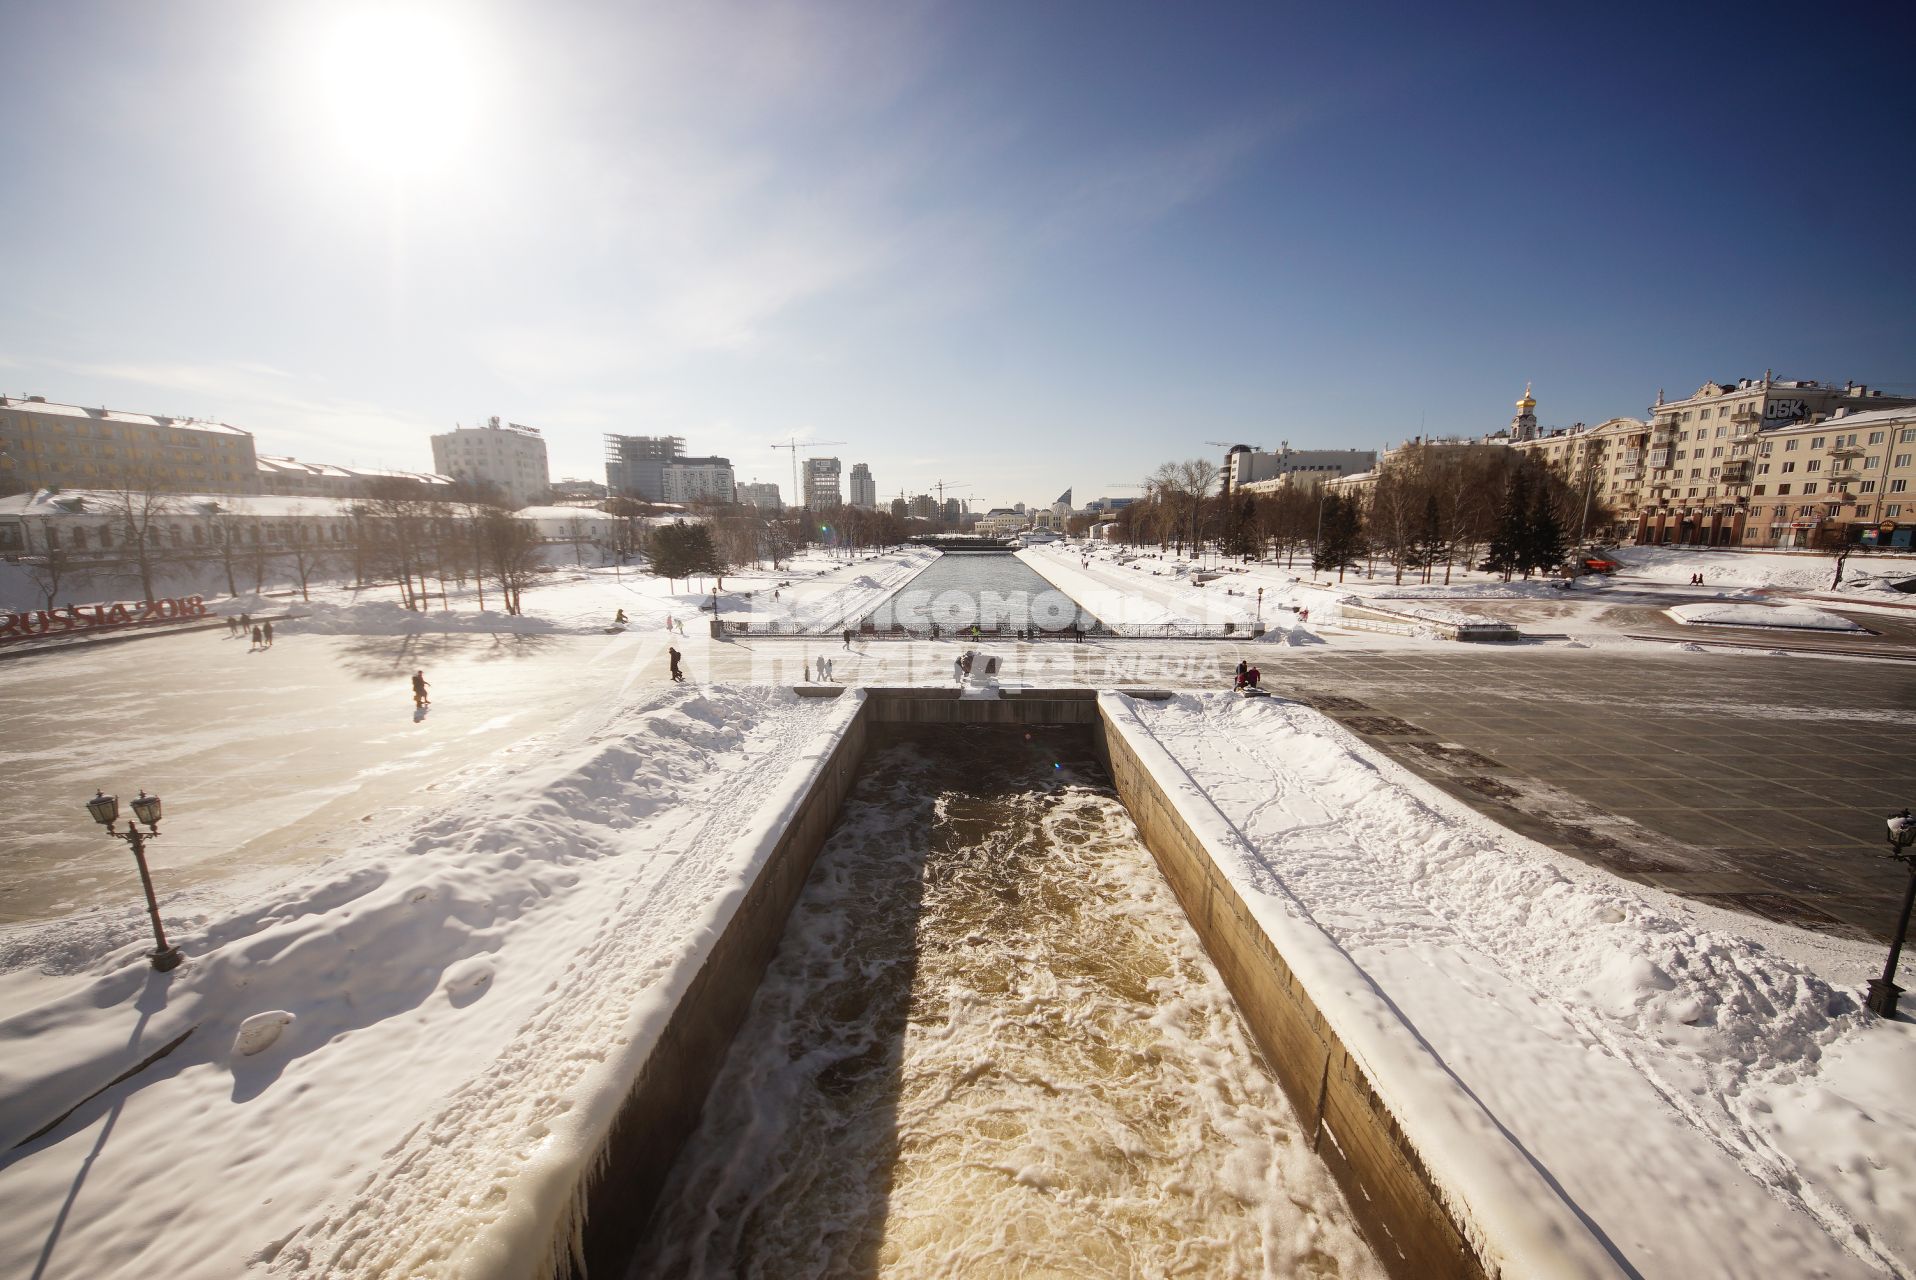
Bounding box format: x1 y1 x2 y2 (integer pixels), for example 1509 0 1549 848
1668 603 1869 632
773 545 938 633
1118 692 1909 1279
0 685 859 1280
1017 545 1262 629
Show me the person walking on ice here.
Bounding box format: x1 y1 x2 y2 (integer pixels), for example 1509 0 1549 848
263 620 274 648
250 624 264 650
669 646 686 683
411 670 430 707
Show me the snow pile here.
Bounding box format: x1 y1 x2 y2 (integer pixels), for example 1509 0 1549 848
1374 580 1599 601
1118 693 1908 1277
1834 571 1916 597
1668 603 1867 631
0 685 857 1280
1611 546 1916 593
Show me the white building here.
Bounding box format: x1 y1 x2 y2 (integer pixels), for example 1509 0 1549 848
660 456 735 504
431 418 551 507
849 462 876 509
1227 444 1378 495
803 457 841 509
737 481 782 512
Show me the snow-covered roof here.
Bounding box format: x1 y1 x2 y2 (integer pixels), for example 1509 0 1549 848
0 396 252 437
514 505 615 521
1821 404 1916 429
256 456 452 485
0 488 363 518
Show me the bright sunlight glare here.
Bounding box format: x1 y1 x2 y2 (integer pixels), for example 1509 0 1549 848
311 6 483 178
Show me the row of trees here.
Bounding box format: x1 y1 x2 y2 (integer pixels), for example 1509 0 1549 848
1111 444 1606 583
14 472 929 613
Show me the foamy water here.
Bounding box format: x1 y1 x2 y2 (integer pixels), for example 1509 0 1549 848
628 728 1380 1279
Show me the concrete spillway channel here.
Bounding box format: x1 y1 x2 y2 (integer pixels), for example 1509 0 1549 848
556 691 1624 1280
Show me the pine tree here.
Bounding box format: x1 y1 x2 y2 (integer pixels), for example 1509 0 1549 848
1413 492 1445 583
1484 468 1530 581
647 522 725 589
1312 492 1364 582
1528 481 1568 577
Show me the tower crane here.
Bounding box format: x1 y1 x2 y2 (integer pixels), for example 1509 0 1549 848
771 437 845 509
933 479 968 507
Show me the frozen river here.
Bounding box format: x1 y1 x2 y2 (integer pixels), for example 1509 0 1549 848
0 627 649 925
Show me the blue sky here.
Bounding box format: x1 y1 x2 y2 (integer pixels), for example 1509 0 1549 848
3 1 1912 510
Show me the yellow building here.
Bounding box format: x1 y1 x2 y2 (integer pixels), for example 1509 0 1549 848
0 395 258 496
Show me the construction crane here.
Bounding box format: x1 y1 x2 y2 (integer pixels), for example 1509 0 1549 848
933 479 968 507
771 437 845 509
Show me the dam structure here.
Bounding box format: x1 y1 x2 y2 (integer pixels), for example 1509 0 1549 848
856 550 1107 637
628 723 1374 1277
545 689 1624 1280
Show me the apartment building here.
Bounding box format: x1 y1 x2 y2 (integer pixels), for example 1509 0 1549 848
1633 378 1916 546
737 482 782 512
660 456 735 504
0 395 259 496
1742 406 1916 549
849 463 876 509
431 418 551 507
803 457 842 509
605 434 686 501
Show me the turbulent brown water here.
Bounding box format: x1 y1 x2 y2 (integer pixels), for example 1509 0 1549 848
627 727 1379 1280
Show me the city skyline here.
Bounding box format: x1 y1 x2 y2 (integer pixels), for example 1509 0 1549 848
3 2 1913 512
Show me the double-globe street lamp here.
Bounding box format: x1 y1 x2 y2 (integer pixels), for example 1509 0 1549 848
85 789 183 972
1866 809 1916 1018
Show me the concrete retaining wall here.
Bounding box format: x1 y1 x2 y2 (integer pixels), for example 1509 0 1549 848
1096 696 1620 1279
568 698 872 1279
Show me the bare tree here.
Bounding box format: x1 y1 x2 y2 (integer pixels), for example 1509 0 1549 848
356 479 437 609
285 506 330 602
100 477 178 602
1369 462 1429 585
478 511 541 615
25 548 72 609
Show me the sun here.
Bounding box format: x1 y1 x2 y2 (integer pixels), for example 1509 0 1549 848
312 6 482 177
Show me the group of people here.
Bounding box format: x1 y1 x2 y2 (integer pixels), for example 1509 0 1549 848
1233 659 1263 692
812 655 837 681
227 613 274 650
1688 573 1707 586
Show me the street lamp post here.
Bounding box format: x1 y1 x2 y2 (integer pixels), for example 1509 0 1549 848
85 789 183 972
1867 809 1916 1018
1256 586 1263 628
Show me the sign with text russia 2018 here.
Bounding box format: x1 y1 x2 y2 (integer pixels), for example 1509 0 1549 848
0 596 211 640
